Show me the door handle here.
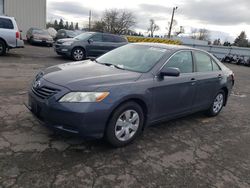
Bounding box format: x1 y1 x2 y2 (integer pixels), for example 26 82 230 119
190 78 196 85
218 74 222 79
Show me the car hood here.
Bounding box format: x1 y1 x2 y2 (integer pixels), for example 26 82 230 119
57 38 77 43
42 60 142 91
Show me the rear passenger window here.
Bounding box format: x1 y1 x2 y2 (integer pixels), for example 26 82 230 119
90 34 103 42
212 59 221 71
194 52 212 72
103 34 114 42
113 36 127 43
0 18 14 29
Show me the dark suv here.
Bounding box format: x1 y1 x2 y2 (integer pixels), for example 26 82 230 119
54 32 128 61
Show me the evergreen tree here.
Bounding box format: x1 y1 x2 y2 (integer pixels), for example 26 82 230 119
75 23 79 30
65 21 69 30
54 20 59 30
69 22 74 30
234 31 248 47
58 19 64 30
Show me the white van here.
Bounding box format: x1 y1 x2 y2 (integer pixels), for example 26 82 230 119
0 15 24 55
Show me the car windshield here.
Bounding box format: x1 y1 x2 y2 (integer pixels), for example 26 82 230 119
33 29 49 35
96 44 170 73
67 30 77 37
74 33 93 40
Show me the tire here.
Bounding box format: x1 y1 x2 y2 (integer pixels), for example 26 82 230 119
105 101 144 147
71 47 85 61
206 90 225 117
0 40 7 56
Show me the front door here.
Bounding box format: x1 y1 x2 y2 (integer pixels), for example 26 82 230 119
152 51 196 120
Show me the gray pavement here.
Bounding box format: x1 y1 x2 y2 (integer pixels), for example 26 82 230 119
0 44 250 188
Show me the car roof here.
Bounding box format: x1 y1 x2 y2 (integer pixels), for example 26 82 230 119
133 42 196 51
0 15 15 19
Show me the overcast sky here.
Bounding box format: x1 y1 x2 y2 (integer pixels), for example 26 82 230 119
47 0 250 42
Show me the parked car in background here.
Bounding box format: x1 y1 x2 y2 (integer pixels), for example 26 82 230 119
55 32 128 61
0 15 24 56
26 28 53 47
28 43 234 147
55 29 79 40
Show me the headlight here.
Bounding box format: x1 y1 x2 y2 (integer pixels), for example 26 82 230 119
63 41 73 46
59 92 110 102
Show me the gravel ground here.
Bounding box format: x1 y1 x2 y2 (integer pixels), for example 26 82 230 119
0 44 250 188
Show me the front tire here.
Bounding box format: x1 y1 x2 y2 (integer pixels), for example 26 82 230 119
0 40 7 56
206 90 225 117
71 47 85 61
105 102 144 147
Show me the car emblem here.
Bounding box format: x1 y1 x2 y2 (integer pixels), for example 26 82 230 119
33 80 41 89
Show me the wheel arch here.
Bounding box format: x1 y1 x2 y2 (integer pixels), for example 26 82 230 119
0 37 8 48
221 87 228 106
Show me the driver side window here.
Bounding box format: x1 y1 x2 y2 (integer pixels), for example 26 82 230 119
164 51 193 73
90 34 103 42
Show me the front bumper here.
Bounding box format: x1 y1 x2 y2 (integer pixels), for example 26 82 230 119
27 79 112 139
32 39 53 45
54 44 72 57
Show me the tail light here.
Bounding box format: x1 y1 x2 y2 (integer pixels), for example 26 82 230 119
16 31 20 39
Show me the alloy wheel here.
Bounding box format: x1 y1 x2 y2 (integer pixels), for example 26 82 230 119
73 49 84 61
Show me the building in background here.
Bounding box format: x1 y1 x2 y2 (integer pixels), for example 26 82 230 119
0 0 46 39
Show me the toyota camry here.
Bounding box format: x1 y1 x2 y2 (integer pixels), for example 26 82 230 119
27 43 234 147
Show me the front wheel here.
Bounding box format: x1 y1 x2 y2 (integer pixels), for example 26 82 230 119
206 90 225 117
0 40 7 56
105 102 144 147
71 47 85 61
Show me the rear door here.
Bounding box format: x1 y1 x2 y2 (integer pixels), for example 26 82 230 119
192 51 223 110
0 17 16 47
102 34 120 53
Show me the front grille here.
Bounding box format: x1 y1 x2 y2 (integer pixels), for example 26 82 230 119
32 86 60 99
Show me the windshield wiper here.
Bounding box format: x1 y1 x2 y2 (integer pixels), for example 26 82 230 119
102 63 125 70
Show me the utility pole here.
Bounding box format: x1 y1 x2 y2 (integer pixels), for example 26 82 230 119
89 10 92 31
167 7 178 38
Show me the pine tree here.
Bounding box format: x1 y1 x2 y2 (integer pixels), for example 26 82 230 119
69 22 74 30
75 23 79 30
65 21 69 30
58 19 64 30
234 31 248 47
54 20 59 30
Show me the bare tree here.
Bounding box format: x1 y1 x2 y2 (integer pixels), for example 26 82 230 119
93 9 136 34
148 19 160 37
191 28 210 41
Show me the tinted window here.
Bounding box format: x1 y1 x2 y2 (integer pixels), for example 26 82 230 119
103 34 114 42
0 18 14 29
212 59 221 71
113 35 127 43
90 34 103 42
97 44 170 73
194 51 212 72
164 51 193 73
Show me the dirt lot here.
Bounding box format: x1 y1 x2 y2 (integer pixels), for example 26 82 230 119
0 45 250 188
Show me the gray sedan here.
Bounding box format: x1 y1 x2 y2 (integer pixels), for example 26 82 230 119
27 43 234 147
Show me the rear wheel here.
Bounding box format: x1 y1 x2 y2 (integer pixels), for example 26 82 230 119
72 47 85 61
105 102 144 147
0 40 7 56
206 90 225 117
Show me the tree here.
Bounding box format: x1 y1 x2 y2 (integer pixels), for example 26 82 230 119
191 28 210 41
69 22 74 30
148 19 159 37
54 20 59 30
103 9 136 34
223 41 231 46
234 31 248 47
65 21 69 30
75 22 79 30
92 21 106 32
213 38 221 45
58 19 64 30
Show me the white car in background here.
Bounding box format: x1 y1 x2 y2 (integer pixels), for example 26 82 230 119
0 15 24 56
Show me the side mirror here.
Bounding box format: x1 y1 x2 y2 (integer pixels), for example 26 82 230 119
159 67 180 77
88 39 93 44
